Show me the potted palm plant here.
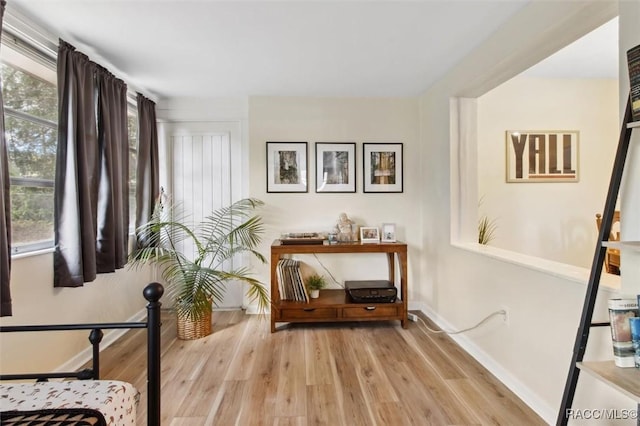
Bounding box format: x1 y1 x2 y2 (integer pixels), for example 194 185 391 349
129 196 269 339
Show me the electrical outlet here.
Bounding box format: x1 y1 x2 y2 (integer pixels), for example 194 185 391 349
500 306 510 326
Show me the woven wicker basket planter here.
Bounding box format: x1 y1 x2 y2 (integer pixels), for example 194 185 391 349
177 309 212 340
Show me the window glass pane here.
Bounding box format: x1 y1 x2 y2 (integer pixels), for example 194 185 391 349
0 63 57 122
1 34 58 253
5 115 56 180
10 186 54 248
128 110 138 230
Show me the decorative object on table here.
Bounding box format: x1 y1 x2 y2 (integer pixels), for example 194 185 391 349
327 232 338 244
266 142 308 193
280 232 325 245
315 142 356 193
305 273 327 299
335 212 356 242
129 196 269 340
363 143 403 193
505 130 579 183
627 43 640 122
360 226 380 243
607 298 638 367
381 223 396 243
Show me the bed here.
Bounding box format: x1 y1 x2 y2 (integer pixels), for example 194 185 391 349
0 282 163 425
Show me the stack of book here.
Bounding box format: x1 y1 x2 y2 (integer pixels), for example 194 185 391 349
276 259 309 302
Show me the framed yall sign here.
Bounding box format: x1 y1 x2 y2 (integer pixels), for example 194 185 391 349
505 130 579 183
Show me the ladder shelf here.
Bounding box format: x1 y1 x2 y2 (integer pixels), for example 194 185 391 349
557 98 637 425
601 241 640 251
577 361 640 403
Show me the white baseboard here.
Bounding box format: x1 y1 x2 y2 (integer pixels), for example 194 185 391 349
55 308 148 374
244 304 261 315
411 301 555 424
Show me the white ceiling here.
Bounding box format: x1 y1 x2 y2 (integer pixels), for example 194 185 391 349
6 1 618 101
522 16 618 79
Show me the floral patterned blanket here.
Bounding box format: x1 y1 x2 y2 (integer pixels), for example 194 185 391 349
0 380 139 425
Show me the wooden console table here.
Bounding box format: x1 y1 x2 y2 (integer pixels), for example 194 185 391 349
270 240 408 333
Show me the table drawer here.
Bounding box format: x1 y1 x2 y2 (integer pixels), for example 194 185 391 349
342 305 399 319
280 307 338 320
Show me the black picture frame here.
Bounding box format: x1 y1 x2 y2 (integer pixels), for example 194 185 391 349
315 142 356 193
363 143 403 193
266 142 308 193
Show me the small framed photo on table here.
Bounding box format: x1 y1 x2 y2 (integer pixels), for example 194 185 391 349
266 142 308 193
360 227 380 243
381 223 396 242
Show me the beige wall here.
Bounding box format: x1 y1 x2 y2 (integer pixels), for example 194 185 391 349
418 1 635 422
247 97 422 295
478 76 619 268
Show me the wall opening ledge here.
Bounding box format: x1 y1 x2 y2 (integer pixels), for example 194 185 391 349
451 241 621 292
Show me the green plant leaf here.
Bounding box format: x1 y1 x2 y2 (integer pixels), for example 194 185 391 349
129 197 269 319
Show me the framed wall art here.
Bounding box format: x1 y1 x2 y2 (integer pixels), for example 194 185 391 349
505 130 579 183
363 143 403 193
266 142 308 193
315 142 356 193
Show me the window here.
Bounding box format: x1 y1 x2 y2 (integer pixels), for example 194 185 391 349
1 32 139 254
127 104 138 232
1 32 57 254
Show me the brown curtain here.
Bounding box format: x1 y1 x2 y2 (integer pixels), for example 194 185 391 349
54 40 99 287
54 41 130 286
135 93 159 241
96 67 129 272
0 0 12 316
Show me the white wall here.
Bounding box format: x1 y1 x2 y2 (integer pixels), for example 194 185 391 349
478 76 619 268
248 97 422 297
418 1 638 423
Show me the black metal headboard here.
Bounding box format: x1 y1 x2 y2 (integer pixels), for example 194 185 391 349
0 282 164 425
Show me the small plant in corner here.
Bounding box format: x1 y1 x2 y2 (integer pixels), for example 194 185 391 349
478 215 497 245
306 273 327 299
478 195 497 245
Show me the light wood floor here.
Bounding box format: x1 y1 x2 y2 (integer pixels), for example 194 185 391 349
96 311 546 425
